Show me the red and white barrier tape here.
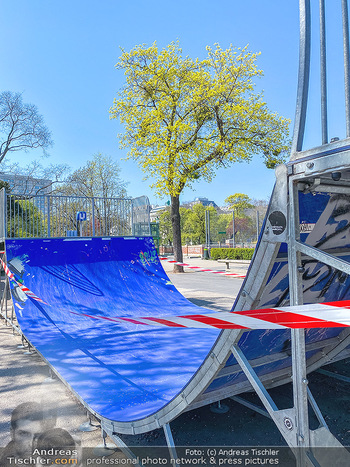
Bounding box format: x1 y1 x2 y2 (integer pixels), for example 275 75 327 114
0 258 47 305
159 257 246 278
70 299 350 330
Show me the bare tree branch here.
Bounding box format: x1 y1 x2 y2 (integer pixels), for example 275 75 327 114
0 91 53 165
0 160 70 196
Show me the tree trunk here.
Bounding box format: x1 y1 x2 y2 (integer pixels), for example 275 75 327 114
170 195 184 273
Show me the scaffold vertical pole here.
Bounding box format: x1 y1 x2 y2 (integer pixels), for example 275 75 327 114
342 0 350 136
319 0 328 144
291 0 311 155
288 177 311 466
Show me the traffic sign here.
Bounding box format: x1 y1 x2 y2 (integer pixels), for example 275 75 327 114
76 211 87 221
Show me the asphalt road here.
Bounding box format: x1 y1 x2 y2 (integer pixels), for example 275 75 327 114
162 257 248 311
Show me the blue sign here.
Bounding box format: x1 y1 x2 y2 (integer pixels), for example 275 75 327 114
76 211 87 221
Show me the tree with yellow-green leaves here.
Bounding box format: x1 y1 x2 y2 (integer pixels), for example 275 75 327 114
225 193 254 217
110 41 290 272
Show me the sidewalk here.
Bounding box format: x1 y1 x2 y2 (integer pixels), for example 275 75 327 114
161 255 250 274
0 324 103 449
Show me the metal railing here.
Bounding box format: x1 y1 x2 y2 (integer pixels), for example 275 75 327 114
0 189 151 239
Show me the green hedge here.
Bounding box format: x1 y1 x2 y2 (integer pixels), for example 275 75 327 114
210 247 255 260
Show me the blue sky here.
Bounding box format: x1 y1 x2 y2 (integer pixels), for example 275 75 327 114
1 1 348 206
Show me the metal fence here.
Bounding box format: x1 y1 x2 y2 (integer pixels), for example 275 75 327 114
200 205 267 248
0 189 151 239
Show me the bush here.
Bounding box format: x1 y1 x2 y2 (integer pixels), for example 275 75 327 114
210 247 254 261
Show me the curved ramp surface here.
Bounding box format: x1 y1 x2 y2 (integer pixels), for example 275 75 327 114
5 183 350 434
5 237 221 423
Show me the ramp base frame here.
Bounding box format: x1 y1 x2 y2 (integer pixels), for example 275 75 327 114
234 148 350 466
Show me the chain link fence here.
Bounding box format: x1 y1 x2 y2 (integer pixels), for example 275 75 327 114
203 207 267 249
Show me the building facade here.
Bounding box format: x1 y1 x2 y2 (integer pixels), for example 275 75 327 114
0 173 52 196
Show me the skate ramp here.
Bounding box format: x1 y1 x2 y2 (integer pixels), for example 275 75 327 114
5 179 350 435
5 236 221 423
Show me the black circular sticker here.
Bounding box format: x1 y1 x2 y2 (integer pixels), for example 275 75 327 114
268 211 286 235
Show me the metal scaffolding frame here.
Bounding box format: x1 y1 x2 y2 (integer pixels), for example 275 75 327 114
230 1 350 464
228 151 350 466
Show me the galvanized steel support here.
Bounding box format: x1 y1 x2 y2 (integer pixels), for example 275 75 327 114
292 0 350 154
101 423 142 466
342 0 350 136
295 241 350 274
229 153 350 465
163 423 178 463
291 0 311 155
288 178 311 465
319 0 328 145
